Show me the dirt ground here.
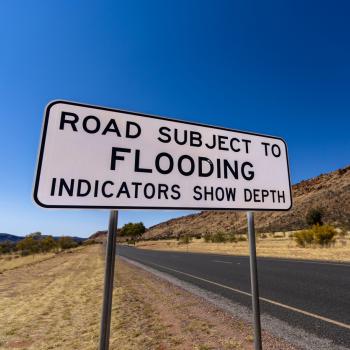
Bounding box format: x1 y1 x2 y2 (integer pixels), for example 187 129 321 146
136 237 350 262
0 245 297 349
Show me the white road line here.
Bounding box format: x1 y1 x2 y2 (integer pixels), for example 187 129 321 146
143 260 350 331
212 260 233 264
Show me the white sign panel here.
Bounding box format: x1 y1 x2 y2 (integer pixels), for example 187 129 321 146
34 101 292 210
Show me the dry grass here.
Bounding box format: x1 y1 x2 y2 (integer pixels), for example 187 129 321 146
0 244 295 349
0 252 56 273
136 236 350 262
0 246 104 349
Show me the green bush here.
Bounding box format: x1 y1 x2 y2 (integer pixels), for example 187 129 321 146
294 225 336 247
0 242 16 254
203 232 211 243
227 233 237 243
41 236 57 252
211 232 227 243
16 237 40 254
20 249 30 257
83 239 99 246
306 208 324 226
178 235 192 245
120 222 146 238
294 230 314 247
128 238 136 245
313 225 336 247
58 236 78 250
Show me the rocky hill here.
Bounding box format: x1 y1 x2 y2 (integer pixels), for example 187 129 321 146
144 165 350 239
88 230 107 242
88 229 129 242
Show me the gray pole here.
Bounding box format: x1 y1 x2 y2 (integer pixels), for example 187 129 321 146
247 211 262 350
99 210 118 350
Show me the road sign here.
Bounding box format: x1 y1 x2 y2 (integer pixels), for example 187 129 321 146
34 100 292 210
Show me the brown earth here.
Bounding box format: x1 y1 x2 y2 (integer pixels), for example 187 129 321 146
144 165 350 239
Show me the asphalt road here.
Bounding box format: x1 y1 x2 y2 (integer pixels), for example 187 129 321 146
118 245 350 348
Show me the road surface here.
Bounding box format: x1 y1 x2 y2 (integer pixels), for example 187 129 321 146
118 245 350 348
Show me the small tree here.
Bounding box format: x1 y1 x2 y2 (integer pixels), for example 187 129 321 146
120 222 146 239
0 241 16 254
211 232 227 243
58 236 78 250
306 208 324 226
17 237 40 255
41 236 57 252
178 235 192 245
27 231 42 239
203 232 212 243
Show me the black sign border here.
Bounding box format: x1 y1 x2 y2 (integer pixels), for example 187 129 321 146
33 100 293 211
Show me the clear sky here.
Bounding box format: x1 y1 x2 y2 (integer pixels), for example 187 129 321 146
0 1 349 238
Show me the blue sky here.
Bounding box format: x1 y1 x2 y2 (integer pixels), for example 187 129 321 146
0 1 349 237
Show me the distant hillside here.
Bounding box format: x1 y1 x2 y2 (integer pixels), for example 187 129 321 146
0 233 86 243
89 230 107 242
0 233 24 243
144 165 350 239
88 229 129 242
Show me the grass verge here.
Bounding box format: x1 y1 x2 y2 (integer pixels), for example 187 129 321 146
0 245 295 349
136 237 350 262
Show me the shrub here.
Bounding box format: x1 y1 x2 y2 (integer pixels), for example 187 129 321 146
21 249 30 257
313 225 336 247
211 232 227 243
16 237 40 254
203 232 211 243
83 239 98 246
0 242 16 254
294 230 313 247
129 238 136 245
306 208 324 226
227 233 237 243
58 236 78 250
178 235 192 245
294 225 336 247
40 236 57 252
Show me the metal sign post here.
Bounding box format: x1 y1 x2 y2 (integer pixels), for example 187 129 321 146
99 210 118 350
247 211 262 350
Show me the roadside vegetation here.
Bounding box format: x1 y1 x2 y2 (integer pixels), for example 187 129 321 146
293 208 339 247
0 245 295 349
0 232 80 256
293 225 337 247
135 208 349 262
119 222 146 245
0 232 89 273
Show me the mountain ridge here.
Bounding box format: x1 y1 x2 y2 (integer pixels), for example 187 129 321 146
0 233 86 243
